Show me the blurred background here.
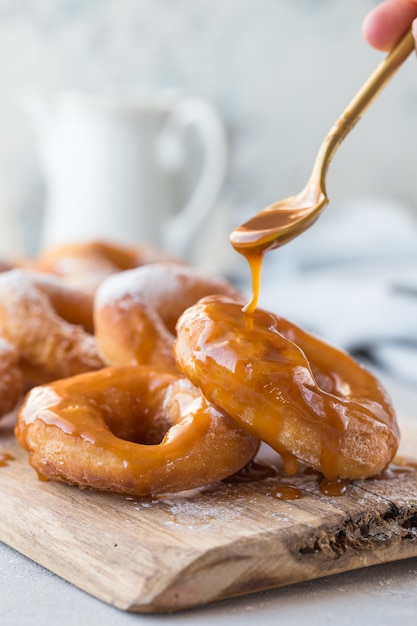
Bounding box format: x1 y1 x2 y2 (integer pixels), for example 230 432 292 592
0 0 417 385
0 0 416 256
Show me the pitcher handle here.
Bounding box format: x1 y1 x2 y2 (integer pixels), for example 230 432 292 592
156 97 228 259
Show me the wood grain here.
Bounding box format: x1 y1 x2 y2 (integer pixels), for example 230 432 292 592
1 410 417 613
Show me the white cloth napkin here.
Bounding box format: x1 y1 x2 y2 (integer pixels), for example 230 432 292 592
243 196 417 386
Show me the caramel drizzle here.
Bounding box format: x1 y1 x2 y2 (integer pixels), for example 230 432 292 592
224 460 279 484
240 250 264 314
0 451 14 467
229 218 398 495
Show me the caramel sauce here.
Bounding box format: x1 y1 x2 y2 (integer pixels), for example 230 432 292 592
0 451 14 467
181 295 398 487
230 210 296 249
15 366 259 496
229 184 322 257
230 182 324 312
271 475 348 500
302 466 321 477
271 484 302 501
15 369 182 473
12 214 401 499
174 200 400 495
319 477 349 497
239 250 264 313
223 460 279 484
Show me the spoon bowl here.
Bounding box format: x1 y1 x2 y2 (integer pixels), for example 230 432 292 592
230 183 327 256
231 29 415 258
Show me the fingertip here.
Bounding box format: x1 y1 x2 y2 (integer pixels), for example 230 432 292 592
362 10 376 45
362 7 393 51
362 1 417 52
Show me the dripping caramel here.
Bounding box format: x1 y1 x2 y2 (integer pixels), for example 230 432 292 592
175 295 400 486
218 198 401 492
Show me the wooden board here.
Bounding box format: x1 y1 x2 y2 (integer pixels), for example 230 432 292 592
1 410 417 613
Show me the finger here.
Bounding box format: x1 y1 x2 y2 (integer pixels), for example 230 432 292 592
362 0 417 51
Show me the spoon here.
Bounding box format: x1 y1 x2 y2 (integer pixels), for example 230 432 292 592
230 30 415 260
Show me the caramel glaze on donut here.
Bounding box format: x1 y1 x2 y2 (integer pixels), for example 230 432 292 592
175 295 400 482
94 263 244 371
0 269 103 388
15 366 259 497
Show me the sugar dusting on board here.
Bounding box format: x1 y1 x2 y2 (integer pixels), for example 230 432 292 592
126 471 317 533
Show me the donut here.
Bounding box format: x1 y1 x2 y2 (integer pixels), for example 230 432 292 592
0 338 25 418
174 295 400 482
33 239 180 294
15 366 259 496
94 263 244 371
0 269 104 387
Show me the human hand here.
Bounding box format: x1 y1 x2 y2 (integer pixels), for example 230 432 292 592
363 0 417 51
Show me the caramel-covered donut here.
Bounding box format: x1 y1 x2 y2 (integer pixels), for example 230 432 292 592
0 338 24 418
94 263 244 371
0 269 103 387
15 366 259 496
33 239 179 294
175 295 400 482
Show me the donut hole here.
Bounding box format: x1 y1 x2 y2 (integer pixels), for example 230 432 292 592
102 405 171 446
87 387 173 446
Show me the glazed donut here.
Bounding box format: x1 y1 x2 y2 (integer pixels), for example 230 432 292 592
0 338 25 418
0 269 104 386
33 239 179 294
15 366 259 496
174 295 400 482
94 263 244 371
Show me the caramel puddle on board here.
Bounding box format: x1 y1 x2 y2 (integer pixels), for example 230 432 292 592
0 452 14 467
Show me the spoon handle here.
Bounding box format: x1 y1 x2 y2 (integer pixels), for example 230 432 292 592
311 29 415 190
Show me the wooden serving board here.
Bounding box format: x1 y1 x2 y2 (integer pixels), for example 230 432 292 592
2 410 417 613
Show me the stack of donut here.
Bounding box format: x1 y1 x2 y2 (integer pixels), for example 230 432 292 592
0 239 399 497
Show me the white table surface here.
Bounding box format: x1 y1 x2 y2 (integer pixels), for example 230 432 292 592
2 371 417 626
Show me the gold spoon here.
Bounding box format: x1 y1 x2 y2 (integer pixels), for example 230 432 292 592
230 29 415 306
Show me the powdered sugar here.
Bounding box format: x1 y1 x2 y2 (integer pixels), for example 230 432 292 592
95 262 242 311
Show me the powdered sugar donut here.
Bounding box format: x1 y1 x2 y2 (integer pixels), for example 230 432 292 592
33 240 180 294
0 338 24 418
0 269 104 387
94 263 244 371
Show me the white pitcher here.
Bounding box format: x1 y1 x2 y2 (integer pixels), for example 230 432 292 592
23 89 228 259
